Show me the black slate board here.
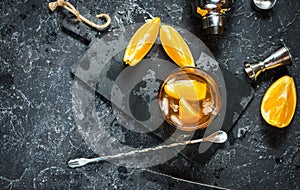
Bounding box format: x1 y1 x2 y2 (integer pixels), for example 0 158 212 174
65 15 254 167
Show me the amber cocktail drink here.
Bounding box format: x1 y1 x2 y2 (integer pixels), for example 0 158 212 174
158 67 222 131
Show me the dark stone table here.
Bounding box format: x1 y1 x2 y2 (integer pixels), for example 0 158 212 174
0 0 299 189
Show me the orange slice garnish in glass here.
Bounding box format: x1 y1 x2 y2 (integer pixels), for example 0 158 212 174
261 76 297 128
164 80 207 101
178 98 202 125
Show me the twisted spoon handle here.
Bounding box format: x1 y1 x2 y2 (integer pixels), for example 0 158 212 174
68 130 227 168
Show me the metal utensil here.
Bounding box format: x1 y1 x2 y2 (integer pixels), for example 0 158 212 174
194 0 235 34
68 130 228 168
244 44 292 81
141 168 230 190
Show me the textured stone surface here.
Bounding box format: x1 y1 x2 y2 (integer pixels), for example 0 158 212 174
0 0 299 189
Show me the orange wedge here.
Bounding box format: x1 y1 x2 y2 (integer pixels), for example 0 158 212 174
164 80 207 101
123 17 161 66
179 98 202 124
160 25 195 68
261 76 297 128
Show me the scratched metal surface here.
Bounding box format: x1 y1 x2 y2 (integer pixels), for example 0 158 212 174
0 0 299 189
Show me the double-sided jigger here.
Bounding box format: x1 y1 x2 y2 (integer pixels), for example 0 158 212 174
244 44 293 81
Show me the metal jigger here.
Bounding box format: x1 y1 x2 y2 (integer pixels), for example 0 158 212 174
244 44 292 81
